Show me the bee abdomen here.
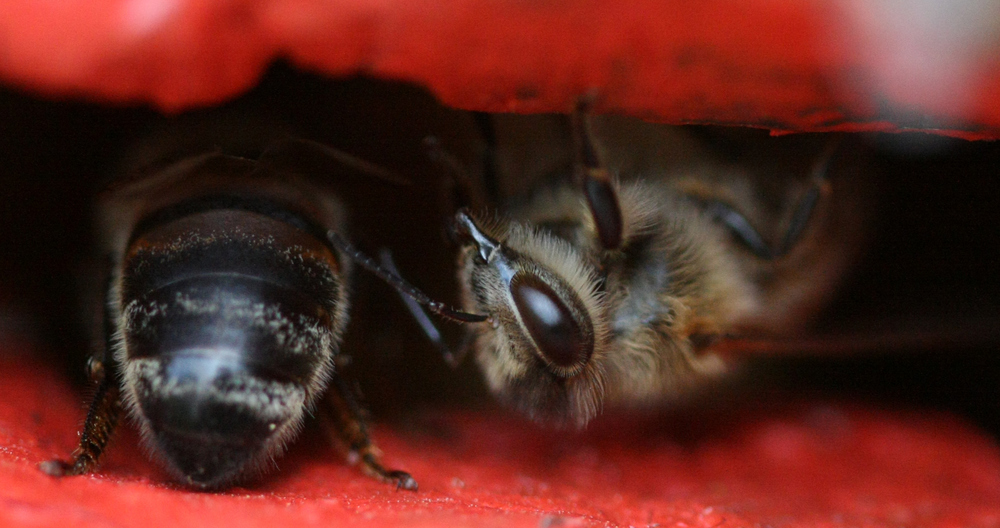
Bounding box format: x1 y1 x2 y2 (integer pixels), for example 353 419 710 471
117 206 346 488
130 352 307 488
124 274 334 385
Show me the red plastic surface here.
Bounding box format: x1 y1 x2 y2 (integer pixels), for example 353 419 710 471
2 348 1000 528
2 1 1000 138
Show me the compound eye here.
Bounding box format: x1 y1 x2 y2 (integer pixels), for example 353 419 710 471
510 274 593 370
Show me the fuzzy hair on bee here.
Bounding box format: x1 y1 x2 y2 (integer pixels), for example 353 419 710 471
455 109 866 427
340 104 867 429
455 178 755 426
41 130 416 490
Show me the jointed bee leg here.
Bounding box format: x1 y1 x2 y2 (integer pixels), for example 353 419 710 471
40 265 124 479
776 138 839 255
707 139 840 260
776 177 828 255
39 361 122 477
572 98 624 251
318 372 418 491
704 200 777 259
705 188 823 260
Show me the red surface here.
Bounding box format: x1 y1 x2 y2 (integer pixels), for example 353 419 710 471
3 346 1000 528
3 3 1000 526
2 1 1000 138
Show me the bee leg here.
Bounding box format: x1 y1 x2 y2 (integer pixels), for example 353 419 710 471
703 138 841 260
776 139 839 255
776 176 831 255
39 361 122 477
705 172 833 260
319 373 418 491
572 98 624 251
704 200 776 259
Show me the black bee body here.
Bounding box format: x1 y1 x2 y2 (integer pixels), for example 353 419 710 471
43 143 414 490
108 156 350 487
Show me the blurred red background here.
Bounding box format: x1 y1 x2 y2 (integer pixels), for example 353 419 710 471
3 353 1000 528
2 0 1000 138
2 2 1000 527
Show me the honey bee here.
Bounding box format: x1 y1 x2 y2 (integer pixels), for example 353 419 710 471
335 101 867 428
39 130 417 490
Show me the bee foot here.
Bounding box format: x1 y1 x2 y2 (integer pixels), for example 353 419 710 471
38 459 74 477
387 470 418 491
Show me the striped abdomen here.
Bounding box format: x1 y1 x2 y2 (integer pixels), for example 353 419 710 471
115 206 348 488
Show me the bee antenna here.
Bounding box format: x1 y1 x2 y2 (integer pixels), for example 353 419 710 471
327 232 489 324
259 138 411 186
378 248 466 367
423 135 482 210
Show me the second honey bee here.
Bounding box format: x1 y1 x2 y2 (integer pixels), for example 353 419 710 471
41 129 416 490
338 103 867 428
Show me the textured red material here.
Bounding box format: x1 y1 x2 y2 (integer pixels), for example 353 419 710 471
2 1 1000 138
2 349 1000 528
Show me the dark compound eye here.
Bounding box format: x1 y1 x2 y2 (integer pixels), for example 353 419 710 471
510 273 593 370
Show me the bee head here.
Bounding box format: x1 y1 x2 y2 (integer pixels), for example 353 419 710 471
453 209 610 427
